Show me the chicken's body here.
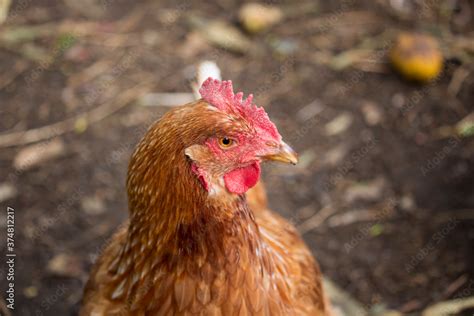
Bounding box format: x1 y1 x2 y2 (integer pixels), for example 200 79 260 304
81 80 331 315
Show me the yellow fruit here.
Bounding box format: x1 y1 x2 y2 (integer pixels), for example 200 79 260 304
390 33 443 82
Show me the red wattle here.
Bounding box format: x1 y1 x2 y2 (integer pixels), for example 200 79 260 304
224 162 261 194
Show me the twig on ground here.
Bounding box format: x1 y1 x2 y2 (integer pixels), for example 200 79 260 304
422 296 474 316
327 208 383 227
297 205 336 235
440 274 469 301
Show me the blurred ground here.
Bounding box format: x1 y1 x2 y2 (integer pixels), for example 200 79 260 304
0 0 473 315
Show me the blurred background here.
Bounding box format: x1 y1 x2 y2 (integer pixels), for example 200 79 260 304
0 0 473 315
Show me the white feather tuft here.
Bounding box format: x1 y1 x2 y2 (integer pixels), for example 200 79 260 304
193 61 222 99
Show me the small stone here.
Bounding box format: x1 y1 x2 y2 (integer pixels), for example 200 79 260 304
391 93 405 109
0 183 17 203
270 38 299 56
239 3 283 34
400 194 415 211
296 99 324 122
325 113 353 136
24 286 39 298
361 101 383 126
81 195 106 215
47 253 82 278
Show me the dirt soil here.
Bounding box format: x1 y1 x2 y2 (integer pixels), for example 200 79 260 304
0 0 473 315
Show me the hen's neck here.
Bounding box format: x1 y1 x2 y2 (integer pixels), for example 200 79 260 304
127 193 260 262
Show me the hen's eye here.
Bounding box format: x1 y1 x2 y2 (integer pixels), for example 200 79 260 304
218 137 234 148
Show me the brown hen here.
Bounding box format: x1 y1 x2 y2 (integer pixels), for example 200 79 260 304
81 79 332 315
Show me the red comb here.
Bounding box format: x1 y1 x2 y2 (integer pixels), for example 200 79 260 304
199 78 280 140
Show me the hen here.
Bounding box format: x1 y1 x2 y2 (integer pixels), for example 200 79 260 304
81 78 332 315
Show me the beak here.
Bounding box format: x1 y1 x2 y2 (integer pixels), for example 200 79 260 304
261 141 298 165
